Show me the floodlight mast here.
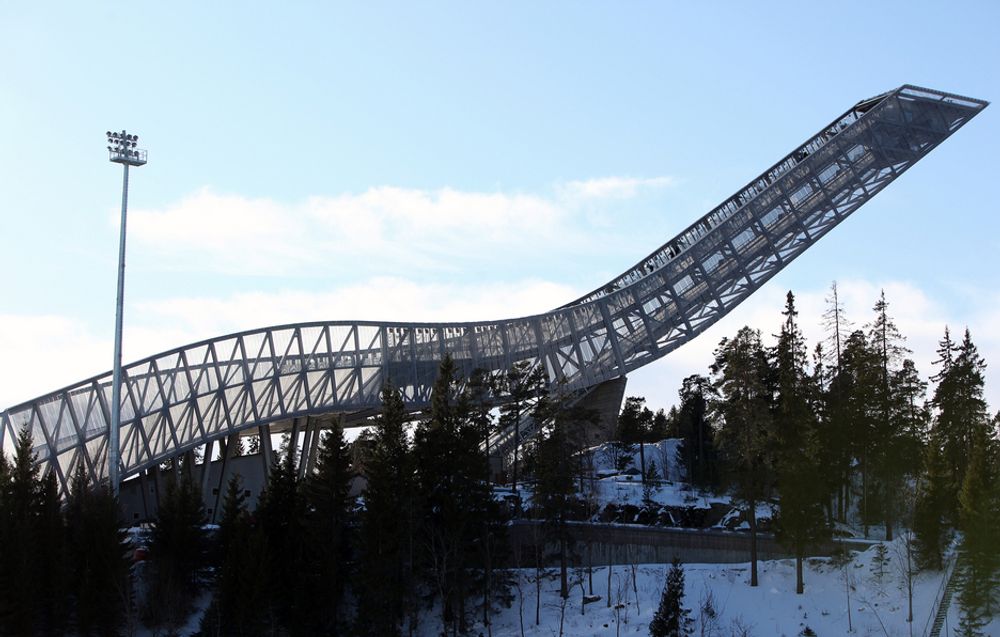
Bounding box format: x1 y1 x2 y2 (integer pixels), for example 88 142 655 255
106 129 146 495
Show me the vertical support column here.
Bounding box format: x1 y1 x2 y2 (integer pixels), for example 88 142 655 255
200 439 215 507
183 450 196 483
289 417 301 468
211 435 235 524
298 418 313 481
305 420 323 477
259 424 273 478
150 463 162 511
138 467 151 521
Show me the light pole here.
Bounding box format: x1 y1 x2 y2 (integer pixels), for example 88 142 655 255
106 130 146 495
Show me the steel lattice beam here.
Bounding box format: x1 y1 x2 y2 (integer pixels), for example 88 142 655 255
0 85 988 495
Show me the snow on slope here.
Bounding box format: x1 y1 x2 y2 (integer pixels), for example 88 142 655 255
444 539 998 637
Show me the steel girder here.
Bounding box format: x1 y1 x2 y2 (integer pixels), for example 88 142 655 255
0 85 988 495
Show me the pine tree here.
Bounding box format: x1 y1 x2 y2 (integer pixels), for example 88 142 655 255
650 408 671 440
649 558 693 637
498 361 547 490
771 292 829 594
821 280 852 371
214 473 248 565
256 440 305 633
356 383 415 637
202 473 269 637
65 465 129 637
0 452 10 631
913 440 951 569
302 421 354 633
532 386 594 600
145 471 208 631
36 470 69 635
840 330 881 535
1 427 42 634
958 427 999 591
929 327 990 504
675 376 717 489
866 290 913 540
710 327 774 587
412 355 496 634
820 281 855 521
617 395 652 483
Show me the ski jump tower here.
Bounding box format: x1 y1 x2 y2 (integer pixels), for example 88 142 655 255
0 85 988 499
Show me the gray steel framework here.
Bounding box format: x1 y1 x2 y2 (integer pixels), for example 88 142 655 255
1 85 987 496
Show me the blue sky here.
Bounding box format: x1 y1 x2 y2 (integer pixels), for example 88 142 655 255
1 2 998 411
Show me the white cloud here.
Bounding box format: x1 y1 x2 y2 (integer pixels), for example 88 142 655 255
0 314 110 409
129 186 578 277
559 176 677 200
126 178 677 278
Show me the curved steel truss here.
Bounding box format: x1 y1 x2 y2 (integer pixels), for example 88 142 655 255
1 85 988 495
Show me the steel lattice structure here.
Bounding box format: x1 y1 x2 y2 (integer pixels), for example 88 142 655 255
1 85 987 495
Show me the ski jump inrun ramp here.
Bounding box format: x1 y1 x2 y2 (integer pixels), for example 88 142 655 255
1 85 988 495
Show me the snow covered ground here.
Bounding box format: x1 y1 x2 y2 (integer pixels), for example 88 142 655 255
155 539 997 637
448 539 998 637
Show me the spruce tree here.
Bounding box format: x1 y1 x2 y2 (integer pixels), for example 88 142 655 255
675 376 717 489
302 421 354 633
412 355 495 634
958 427 999 612
649 558 693 637
930 327 990 502
840 330 880 535
145 471 207 631
820 280 855 521
256 440 305 633
214 473 247 565
913 440 951 569
356 383 415 637
771 292 829 594
36 470 69 635
202 473 269 637
866 291 912 540
710 327 774 587
65 465 129 637
0 452 10 631
1 427 42 634
498 361 547 490
821 280 852 371
616 395 651 482
532 386 594 600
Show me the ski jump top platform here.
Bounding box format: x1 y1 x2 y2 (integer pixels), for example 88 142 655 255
1 85 988 495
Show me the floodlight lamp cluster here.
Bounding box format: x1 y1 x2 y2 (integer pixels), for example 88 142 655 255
106 129 147 166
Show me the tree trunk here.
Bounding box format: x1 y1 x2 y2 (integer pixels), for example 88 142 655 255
513 421 520 491
559 535 569 599
588 542 594 595
535 544 541 626
639 442 646 485
862 450 869 538
607 553 612 608
795 552 804 594
749 500 759 587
